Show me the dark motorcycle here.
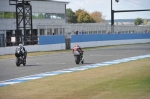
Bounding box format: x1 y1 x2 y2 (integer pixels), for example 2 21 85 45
73 51 84 64
15 47 27 67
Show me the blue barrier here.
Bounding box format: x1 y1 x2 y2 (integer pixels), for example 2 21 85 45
39 34 150 45
39 35 65 45
71 34 150 43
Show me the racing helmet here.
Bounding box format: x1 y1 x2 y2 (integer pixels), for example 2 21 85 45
19 43 23 48
75 44 79 47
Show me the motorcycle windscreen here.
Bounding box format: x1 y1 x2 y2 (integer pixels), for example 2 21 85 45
15 47 20 57
16 47 21 53
74 51 80 55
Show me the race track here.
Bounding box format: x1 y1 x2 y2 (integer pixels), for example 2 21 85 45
0 44 150 82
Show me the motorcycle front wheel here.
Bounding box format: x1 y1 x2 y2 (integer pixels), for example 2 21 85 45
16 58 20 67
75 56 80 64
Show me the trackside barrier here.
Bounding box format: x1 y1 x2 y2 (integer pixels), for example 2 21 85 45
70 34 150 48
0 34 150 55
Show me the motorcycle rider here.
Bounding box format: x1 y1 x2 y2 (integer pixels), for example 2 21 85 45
17 43 27 59
72 44 84 60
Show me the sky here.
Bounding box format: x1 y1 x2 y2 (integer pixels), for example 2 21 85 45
56 0 150 20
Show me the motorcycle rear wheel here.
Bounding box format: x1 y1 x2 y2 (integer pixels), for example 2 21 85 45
23 59 26 66
81 60 84 64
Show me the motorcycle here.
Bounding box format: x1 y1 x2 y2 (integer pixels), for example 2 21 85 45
15 47 27 67
73 51 84 64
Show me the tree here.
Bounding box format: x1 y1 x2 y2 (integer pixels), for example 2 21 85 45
77 11 95 23
75 9 94 23
143 19 148 25
4 12 13 19
75 9 85 16
38 13 44 19
90 11 105 23
66 8 77 23
134 18 143 25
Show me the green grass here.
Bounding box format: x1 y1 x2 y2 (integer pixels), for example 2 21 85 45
0 58 150 99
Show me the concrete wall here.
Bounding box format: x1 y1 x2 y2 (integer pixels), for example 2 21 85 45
71 34 150 42
0 43 65 55
39 35 65 45
71 39 150 49
0 34 150 55
70 34 150 48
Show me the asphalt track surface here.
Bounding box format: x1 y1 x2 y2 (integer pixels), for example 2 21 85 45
0 44 150 82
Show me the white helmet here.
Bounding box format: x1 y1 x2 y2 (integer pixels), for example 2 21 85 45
19 44 23 48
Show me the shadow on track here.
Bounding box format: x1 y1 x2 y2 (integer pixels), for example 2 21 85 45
20 64 41 67
83 63 96 65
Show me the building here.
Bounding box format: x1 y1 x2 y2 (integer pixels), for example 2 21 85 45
0 0 150 47
0 0 69 47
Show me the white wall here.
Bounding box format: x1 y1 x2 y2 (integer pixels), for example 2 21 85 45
0 43 65 55
0 39 150 55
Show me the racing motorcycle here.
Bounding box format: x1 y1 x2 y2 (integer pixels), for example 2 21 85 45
15 47 27 67
73 51 84 64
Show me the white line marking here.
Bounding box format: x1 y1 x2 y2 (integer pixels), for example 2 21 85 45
0 54 150 87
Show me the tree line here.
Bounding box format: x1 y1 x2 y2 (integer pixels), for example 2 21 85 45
66 8 106 23
66 8 149 25
134 18 149 25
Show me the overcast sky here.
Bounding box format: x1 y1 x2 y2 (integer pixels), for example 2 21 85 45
56 0 150 20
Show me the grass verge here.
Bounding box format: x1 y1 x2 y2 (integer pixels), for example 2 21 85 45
0 58 150 99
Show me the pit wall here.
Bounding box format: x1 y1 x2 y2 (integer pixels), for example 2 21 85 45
0 34 150 55
0 35 66 55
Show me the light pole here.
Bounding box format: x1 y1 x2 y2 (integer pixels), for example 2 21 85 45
111 0 119 33
111 0 114 33
111 0 150 33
